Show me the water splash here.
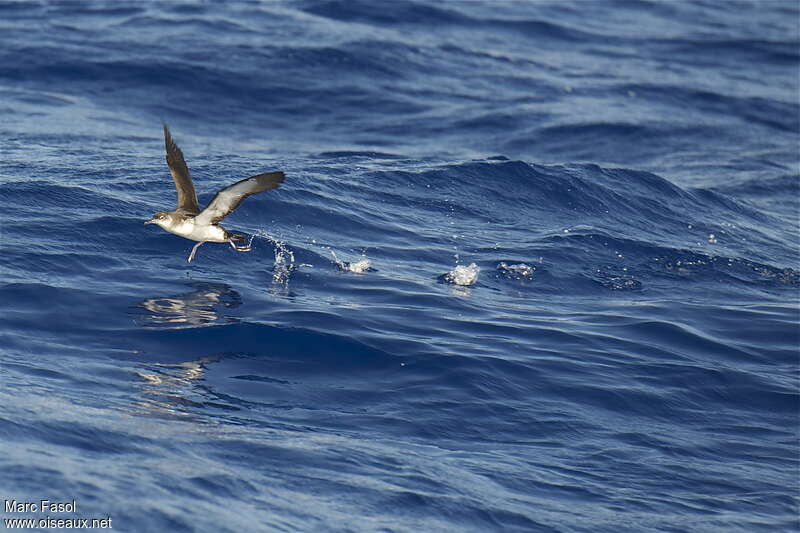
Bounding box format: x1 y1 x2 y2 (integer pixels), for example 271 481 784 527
442 263 480 286
331 251 373 274
253 231 296 286
272 240 296 285
497 262 536 281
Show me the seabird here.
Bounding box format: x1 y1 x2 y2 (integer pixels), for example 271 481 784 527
145 126 285 262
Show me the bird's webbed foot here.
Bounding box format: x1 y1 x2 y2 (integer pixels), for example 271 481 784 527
229 234 256 253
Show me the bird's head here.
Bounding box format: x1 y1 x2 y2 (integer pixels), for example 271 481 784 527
145 211 172 228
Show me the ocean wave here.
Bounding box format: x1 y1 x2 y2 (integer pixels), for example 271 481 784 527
2 2 798 530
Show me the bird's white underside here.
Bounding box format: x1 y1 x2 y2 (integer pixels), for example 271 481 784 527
155 218 228 242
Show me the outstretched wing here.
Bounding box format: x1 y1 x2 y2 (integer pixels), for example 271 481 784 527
195 171 285 225
163 125 200 214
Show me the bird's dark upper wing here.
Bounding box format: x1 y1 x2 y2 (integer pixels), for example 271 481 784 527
163 125 200 214
195 171 285 225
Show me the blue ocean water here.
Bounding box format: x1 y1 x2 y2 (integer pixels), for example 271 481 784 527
1 0 798 531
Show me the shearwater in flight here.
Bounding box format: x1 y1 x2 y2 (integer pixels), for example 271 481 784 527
145 126 285 262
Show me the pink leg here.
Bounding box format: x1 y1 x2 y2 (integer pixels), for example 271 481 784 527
188 241 205 262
